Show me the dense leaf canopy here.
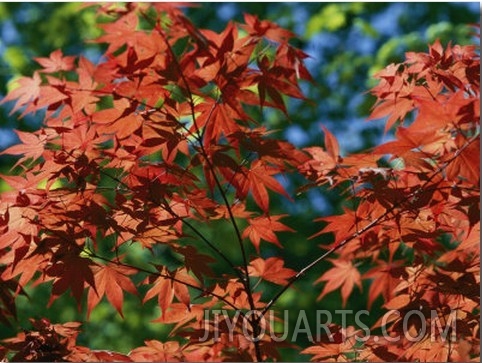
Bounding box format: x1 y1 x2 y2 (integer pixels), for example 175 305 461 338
0 3 479 362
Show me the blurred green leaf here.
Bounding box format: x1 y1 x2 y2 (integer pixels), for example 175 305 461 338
0 3 9 21
4 46 28 73
306 4 347 37
354 18 378 38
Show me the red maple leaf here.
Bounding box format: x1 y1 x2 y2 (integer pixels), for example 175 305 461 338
242 214 294 252
312 206 372 247
363 260 404 309
1 73 41 115
232 160 290 212
242 13 294 43
129 340 183 362
315 259 362 307
143 268 198 315
35 49 76 73
87 264 137 318
248 257 296 285
445 137 479 186
1 130 48 166
46 255 96 308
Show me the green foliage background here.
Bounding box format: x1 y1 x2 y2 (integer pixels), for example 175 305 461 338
0 3 478 361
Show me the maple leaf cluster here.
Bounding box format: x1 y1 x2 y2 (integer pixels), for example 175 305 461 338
299 36 480 361
0 4 307 361
0 3 479 362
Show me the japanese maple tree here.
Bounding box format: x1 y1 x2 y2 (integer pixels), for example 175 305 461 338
0 3 479 362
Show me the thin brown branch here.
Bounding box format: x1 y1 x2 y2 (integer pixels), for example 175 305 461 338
85 249 243 313
261 133 480 317
151 19 262 361
97 167 244 280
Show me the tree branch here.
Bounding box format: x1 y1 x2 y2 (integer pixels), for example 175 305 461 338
85 249 243 313
151 20 262 361
261 134 480 317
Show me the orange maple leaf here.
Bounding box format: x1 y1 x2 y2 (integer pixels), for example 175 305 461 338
242 214 294 252
364 260 404 309
248 257 296 285
1 130 48 166
35 49 76 73
87 264 137 318
315 259 362 306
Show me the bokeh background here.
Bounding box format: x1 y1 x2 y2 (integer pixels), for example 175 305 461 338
0 3 479 361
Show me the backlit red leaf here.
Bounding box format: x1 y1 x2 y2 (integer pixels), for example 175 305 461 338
248 257 296 285
315 259 362 307
87 265 137 318
242 214 294 252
